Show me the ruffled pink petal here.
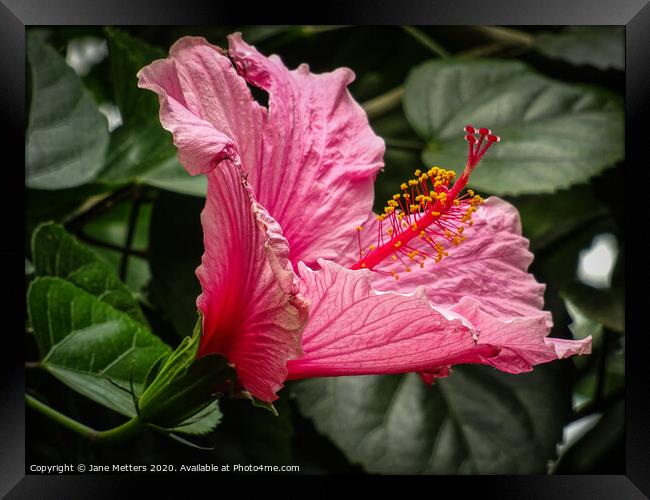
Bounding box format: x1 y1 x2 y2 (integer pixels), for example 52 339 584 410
139 35 385 268
448 297 592 373
285 260 498 380
196 162 309 403
343 197 551 326
228 34 385 266
137 37 265 175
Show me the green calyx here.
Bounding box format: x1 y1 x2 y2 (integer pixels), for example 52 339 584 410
137 319 235 430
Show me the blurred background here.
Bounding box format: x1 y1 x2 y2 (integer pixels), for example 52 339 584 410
25 26 624 474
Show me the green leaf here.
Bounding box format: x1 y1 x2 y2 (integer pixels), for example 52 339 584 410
554 400 624 473
169 399 222 436
31 222 147 325
26 33 109 189
138 324 233 432
562 282 624 333
28 277 171 417
535 27 624 71
100 28 174 182
293 365 570 474
140 156 207 197
403 59 624 195
81 199 153 296
99 28 204 197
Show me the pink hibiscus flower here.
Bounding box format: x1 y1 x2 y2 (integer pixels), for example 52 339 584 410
138 34 591 403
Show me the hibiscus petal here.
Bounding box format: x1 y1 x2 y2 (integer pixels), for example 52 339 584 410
228 34 385 266
448 297 592 373
285 260 498 380
196 162 309 402
346 197 551 326
137 36 265 175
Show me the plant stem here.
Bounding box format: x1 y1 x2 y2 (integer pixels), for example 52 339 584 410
362 86 404 119
63 185 134 232
26 394 144 443
474 26 534 47
77 232 148 258
401 26 450 58
456 42 508 59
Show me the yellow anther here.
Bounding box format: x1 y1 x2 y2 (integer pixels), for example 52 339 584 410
387 227 394 235
361 262 366 268
414 169 422 177
394 241 402 249
405 267 412 272
393 194 401 200
419 230 426 237
356 226 363 231
401 183 408 191
467 189 474 196
403 193 410 200
369 244 376 251
391 272 399 280
458 226 464 234
411 222 418 231
431 211 441 217
453 199 460 206
391 255 398 261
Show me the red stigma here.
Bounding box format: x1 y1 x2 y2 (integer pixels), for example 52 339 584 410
350 126 500 277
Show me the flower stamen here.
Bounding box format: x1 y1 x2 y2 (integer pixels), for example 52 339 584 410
350 125 500 276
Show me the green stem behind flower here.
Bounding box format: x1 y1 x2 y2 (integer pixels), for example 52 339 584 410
26 394 144 443
401 26 450 58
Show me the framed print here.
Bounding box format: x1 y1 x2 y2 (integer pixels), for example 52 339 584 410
3 0 649 496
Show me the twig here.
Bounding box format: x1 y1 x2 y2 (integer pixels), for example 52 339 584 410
474 26 534 47
26 394 144 443
362 86 404 120
63 185 134 231
76 231 147 258
401 26 450 58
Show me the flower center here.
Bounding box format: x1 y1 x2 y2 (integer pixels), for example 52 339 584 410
350 125 500 279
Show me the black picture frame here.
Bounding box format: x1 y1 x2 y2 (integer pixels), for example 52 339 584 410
4 0 648 496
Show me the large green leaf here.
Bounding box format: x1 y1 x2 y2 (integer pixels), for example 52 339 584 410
28 277 171 417
139 156 207 198
293 364 570 474
403 59 624 195
31 222 147 325
26 33 109 189
535 27 624 71
99 28 175 182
